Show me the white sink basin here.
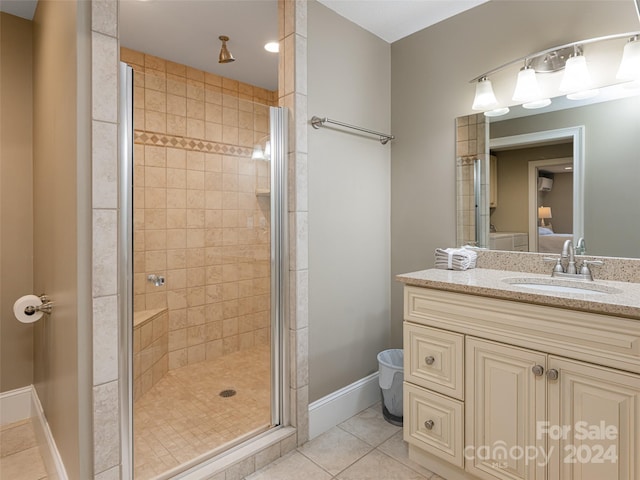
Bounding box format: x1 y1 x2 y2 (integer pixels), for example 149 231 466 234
502 278 621 295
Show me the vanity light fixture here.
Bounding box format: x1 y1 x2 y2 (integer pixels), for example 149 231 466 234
559 47 599 100
472 77 499 111
470 30 640 115
617 35 640 81
512 65 551 109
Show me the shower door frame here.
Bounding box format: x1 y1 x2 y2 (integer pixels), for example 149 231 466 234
118 61 290 478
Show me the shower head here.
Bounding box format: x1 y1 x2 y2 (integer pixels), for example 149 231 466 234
218 35 235 64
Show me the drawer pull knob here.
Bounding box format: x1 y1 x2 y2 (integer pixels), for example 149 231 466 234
531 365 544 376
424 420 435 430
424 356 435 365
547 369 559 381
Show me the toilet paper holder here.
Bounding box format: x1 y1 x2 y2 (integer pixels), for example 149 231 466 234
24 294 53 316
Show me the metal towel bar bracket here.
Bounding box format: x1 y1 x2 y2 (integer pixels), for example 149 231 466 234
311 116 395 145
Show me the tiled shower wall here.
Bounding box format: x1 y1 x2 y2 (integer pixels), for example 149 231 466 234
121 48 277 370
456 113 488 248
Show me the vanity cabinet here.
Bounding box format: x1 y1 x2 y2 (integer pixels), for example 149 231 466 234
403 285 640 480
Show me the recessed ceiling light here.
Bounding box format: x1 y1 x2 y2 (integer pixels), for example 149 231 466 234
264 42 279 53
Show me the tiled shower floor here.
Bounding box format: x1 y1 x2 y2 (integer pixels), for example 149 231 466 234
134 345 271 479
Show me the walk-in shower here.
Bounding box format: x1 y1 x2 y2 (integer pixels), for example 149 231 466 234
119 50 287 479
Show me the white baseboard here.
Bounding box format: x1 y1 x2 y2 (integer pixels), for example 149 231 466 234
0 385 68 480
308 372 381 439
0 386 33 425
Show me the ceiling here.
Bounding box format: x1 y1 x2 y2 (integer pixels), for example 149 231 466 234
317 0 488 43
1 0 487 91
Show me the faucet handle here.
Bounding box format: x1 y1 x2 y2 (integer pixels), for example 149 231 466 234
580 260 603 271
583 260 603 266
579 260 603 279
544 256 564 273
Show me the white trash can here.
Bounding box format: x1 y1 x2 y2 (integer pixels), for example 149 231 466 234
377 349 403 426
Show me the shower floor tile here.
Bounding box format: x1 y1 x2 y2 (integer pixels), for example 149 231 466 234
134 344 271 479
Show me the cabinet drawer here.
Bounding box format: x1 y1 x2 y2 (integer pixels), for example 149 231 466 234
404 382 464 468
404 323 464 400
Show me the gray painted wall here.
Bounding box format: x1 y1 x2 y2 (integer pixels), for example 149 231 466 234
390 1 638 345
308 0 391 402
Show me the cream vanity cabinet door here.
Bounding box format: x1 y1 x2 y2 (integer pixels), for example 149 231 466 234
466 337 547 480
547 356 640 480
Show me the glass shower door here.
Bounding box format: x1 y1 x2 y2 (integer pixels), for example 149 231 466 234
120 59 287 479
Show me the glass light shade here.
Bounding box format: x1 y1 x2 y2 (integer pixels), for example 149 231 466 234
567 89 599 100
484 107 510 117
559 55 593 94
616 37 640 81
522 98 551 109
472 78 499 111
512 67 544 102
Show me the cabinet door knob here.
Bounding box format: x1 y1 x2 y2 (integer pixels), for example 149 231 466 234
531 365 544 376
424 420 435 430
546 369 559 381
424 356 435 365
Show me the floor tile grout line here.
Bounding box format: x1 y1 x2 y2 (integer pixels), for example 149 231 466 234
295 441 376 478
336 422 401 449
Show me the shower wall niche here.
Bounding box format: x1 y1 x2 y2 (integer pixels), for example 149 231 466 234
122 48 277 398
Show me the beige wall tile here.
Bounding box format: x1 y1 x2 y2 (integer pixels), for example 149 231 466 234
93 210 118 297
93 295 118 385
92 33 118 122
93 381 120 472
92 121 118 209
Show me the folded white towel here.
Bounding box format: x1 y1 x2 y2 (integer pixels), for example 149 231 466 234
435 247 477 271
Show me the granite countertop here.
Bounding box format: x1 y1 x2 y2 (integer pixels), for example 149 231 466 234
396 268 640 320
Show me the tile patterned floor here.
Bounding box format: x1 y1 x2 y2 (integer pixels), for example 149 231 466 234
0 372 448 480
134 345 271 479
247 405 446 480
0 418 48 480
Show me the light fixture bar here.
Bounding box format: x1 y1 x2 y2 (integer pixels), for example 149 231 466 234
469 31 640 83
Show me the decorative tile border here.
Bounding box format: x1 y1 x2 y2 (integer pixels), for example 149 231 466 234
456 156 477 166
134 130 253 157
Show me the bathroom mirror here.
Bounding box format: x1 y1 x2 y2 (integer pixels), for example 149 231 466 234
456 86 640 258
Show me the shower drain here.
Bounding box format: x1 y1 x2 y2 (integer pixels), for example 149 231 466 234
219 389 237 398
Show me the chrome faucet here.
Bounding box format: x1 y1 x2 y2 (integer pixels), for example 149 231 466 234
575 237 586 255
543 239 603 281
561 240 577 274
